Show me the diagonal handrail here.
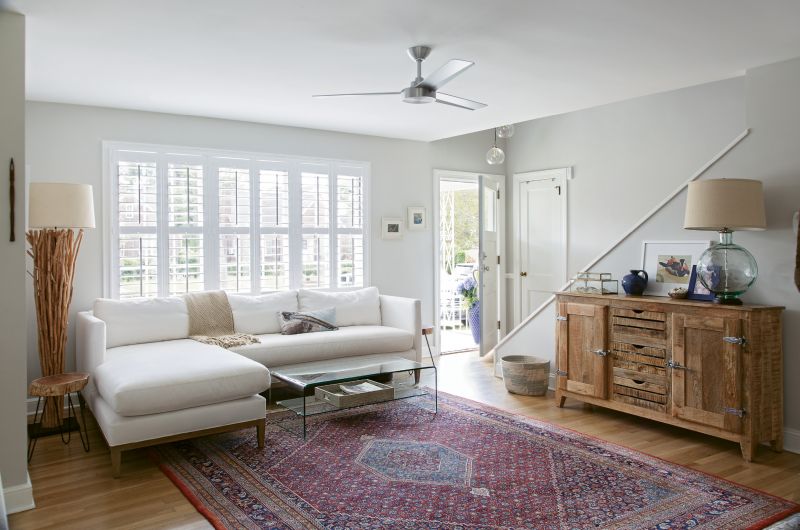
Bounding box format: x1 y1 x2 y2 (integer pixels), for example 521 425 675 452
490 128 751 358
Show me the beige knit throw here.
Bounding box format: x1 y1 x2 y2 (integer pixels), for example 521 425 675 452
184 291 260 349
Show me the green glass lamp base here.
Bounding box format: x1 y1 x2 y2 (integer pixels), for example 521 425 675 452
713 295 743 306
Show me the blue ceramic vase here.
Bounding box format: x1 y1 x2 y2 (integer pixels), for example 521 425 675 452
622 269 648 295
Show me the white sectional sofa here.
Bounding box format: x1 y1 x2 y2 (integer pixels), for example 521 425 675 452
76 287 421 476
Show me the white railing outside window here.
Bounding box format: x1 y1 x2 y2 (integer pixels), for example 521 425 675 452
104 142 369 298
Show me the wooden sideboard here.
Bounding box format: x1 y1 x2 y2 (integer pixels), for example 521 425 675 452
554 292 784 461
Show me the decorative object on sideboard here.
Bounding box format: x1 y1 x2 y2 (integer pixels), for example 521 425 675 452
27 183 95 429
570 272 618 295
407 206 427 230
621 269 648 296
486 128 505 165
687 265 716 301
667 287 688 299
683 178 767 305
8 158 14 242
641 240 710 297
381 217 404 239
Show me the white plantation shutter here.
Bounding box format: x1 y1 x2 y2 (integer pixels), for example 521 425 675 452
218 167 251 293
116 159 159 298
336 168 365 288
259 166 290 291
108 144 368 297
167 160 204 294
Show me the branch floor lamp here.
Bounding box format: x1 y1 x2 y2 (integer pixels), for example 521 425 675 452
27 183 95 429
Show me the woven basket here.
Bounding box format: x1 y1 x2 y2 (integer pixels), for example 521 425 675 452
501 355 550 396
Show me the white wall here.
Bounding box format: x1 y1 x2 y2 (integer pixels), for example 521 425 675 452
25 102 494 379
0 11 34 512
497 62 800 447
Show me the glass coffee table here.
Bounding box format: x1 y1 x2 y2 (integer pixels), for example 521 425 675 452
270 356 437 438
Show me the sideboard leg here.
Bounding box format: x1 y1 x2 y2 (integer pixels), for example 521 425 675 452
740 438 757 462
770 432 784 453
556 394 566 408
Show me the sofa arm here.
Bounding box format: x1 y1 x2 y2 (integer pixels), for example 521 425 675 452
77 311 107 375
380 295 422 363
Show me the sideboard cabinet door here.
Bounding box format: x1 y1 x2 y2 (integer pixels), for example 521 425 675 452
557 302 609 399
671 314 744 433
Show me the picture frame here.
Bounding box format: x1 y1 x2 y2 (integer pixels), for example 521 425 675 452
641 240 712 296
407 206 427 231
687 264 718 301
381 217 404 239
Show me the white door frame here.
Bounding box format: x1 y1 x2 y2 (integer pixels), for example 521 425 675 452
433 169 506 356
512 167 570 327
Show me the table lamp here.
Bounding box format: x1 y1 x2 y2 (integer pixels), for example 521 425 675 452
27 182 95 428
683 178 766 305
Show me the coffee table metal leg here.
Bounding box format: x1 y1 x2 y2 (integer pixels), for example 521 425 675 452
302 391 307 440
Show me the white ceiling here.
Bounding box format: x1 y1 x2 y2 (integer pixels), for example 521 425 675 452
5 0 800 141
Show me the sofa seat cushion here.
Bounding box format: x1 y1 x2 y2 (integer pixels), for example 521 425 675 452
95 339 270 416
230 325 413 367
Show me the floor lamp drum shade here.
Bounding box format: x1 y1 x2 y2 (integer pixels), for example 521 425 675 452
684 179 767 304
29 183 96 229
27 183 95 429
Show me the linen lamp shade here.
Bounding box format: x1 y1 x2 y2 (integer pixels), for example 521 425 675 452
29 183 96 229
683 179 766 231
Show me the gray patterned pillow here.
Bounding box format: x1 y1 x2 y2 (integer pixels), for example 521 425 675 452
279 308 338 335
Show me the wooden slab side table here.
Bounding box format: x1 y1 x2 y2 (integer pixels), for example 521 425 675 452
28 372 90 461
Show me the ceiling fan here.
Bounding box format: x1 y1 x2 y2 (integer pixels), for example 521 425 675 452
313 46 487 111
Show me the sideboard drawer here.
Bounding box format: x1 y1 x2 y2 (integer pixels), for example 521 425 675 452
611 308 667 346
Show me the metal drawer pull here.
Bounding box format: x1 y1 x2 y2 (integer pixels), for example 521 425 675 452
723 336 747 346
666 360 687 370
724 407 745 418
592 349 609 357
556 370 568 376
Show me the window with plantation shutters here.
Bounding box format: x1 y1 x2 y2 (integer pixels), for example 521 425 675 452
107 143 368 298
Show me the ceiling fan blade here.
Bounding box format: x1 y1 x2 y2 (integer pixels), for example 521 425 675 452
435 92 487 111
312 91 398 98
416 59 474 90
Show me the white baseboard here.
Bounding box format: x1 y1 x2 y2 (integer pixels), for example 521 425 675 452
26 393 80 417
3 473 35 514
544 372 799 455
783 427 800 455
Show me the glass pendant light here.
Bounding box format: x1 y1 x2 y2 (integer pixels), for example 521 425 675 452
496 124 515 138
486 128 505 165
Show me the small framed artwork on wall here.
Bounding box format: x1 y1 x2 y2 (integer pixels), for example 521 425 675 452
641 240 712 296
407 206 427 231
381 217 404 239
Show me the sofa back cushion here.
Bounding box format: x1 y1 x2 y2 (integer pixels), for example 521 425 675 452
228 290 298 335
298 286 381 327
94 297 189 348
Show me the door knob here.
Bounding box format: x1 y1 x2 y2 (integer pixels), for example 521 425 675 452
520 272 528 277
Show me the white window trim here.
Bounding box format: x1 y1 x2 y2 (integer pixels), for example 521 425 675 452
103 140 371 298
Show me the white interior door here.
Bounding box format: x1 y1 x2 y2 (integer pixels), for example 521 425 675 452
518 169 567 321
479 174 502 357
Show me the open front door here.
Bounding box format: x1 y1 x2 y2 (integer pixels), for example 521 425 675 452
479 174 503 357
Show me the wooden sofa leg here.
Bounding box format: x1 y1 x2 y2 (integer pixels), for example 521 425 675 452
256 419 265 449
110 447 122 478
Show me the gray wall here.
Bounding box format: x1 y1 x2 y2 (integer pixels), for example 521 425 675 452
499 62 800 448
24 102 495 381
0 11 32 507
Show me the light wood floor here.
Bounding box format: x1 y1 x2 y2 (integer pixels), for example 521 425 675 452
11 352 800 529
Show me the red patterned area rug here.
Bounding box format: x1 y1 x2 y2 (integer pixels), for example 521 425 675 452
155 392 798 529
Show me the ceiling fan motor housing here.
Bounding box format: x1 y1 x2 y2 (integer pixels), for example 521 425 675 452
402 85 436 104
